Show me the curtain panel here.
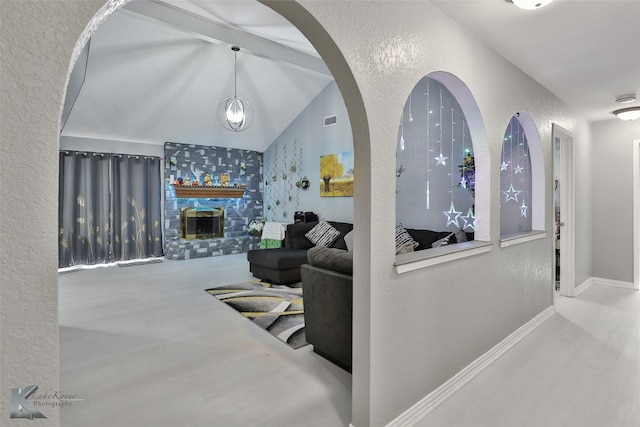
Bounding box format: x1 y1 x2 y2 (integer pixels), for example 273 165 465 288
58 151 163 268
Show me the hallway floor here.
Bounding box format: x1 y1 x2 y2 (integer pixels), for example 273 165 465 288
419 283 640 427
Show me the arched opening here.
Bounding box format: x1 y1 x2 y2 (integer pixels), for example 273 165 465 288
428 71 489 243
394 71 489 261
499 111 545 241
58 1 370 425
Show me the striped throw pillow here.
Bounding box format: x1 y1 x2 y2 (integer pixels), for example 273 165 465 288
305 220 341 247
395 224 418 253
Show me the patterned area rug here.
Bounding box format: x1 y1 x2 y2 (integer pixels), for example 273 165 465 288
205 280 307 349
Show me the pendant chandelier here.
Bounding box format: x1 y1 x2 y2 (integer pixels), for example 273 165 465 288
507 0 554 10
218 46 254 132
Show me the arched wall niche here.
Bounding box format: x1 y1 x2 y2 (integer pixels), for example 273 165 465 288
61 0 372 425
396 71 489 243
430 71 489 242
500 111 545 234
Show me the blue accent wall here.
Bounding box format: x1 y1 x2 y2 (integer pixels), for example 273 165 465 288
263 81 354 223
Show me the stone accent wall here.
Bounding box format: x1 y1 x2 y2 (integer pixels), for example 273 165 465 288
164 142 263 260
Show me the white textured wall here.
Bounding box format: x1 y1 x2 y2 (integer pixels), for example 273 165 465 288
1 1 592 426
0 1 118 424
290 2 581 425
591 119 640 282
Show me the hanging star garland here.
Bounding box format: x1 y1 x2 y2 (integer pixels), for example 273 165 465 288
500 161 509 171
520 200 528 218
461 207 476 231
514 165 524 174
503 184 521 203
435 152 448 166
460 176 468 189
443 201 462 227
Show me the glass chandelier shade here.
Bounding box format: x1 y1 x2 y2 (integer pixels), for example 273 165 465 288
218 46 254 132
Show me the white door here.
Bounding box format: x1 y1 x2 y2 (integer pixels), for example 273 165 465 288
552 124 575 297
632 140 640 290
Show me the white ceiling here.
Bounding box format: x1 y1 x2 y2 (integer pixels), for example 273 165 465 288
431 0 640 123
61 0 333 152
62 0 640 151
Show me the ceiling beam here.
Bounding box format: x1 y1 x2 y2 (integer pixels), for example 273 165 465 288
122 0 332 76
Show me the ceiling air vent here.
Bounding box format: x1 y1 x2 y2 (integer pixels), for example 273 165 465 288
324 115 337 127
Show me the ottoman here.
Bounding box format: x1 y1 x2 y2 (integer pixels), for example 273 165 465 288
246 248 308 285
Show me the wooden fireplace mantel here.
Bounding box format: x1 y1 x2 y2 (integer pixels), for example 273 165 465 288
171 184 247 199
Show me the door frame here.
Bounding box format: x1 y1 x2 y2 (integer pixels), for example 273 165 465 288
552 124 575 297
632 140 640 290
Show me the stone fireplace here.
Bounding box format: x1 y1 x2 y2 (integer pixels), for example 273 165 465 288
164 142 263 260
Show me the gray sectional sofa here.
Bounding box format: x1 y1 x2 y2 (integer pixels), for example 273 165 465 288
247 220 473 372
301 246 354 372
246 220 353 285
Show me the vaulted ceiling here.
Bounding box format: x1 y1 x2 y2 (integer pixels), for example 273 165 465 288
61 0 334 152
62 0 640 152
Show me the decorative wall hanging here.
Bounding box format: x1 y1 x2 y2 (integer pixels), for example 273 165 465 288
320 151 354 197
396 76 475 232
500 115 532 234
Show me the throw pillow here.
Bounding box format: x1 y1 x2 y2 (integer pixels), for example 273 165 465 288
396 241 415 255
454 228 467 243
431 232 454 248
305 219 341 247
395 224 419 252
343 229 354 252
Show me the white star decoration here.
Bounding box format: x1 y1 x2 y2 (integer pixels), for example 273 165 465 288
521 200 528 218
460 176 468 189
514 165 524 174
443 201 462 227
462 207 476 231
503 184 521 203
500 161 509 171
435 152 448 166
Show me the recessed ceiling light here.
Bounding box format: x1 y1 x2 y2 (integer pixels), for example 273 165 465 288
615 94 637 104
613 107 640 121
506 0 555 10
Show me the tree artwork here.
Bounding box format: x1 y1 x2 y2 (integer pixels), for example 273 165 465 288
320 152 353 197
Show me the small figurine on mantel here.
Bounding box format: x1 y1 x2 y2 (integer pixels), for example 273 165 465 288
183 174 191 186
203 173 212 187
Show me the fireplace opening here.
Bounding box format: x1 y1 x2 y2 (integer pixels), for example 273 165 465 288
181 207 224 239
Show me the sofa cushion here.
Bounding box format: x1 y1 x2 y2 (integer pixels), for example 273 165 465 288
307 246 353 276
247 248 308 270
406 229 454 251
285 221 318 250
306 220 341 247
327 221 354 250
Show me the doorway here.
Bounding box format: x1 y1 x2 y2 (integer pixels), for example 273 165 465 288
552 124 575 297
632 139 640 290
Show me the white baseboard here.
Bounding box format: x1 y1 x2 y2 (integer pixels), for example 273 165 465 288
574 277 594 296
592 277 635 290
386 306 555 427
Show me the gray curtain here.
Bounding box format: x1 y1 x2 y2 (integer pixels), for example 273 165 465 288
111 155 163 261
59 151 112 267
58 151 163 268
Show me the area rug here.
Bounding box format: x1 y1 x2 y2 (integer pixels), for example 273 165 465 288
205 280 307 349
